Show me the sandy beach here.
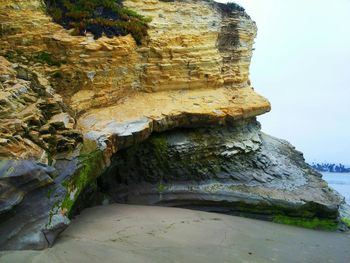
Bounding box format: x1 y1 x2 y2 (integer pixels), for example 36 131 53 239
1 204 349 263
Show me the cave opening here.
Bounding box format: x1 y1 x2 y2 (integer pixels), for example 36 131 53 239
69 121 265 218
66 120 341 233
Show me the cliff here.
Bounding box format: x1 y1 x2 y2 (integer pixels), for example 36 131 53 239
0 0 269 159
0 0 347 250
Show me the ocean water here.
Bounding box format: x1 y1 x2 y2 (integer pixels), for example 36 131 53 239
322 172 350 204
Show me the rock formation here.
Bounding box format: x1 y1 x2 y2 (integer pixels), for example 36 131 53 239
0 0 347 250
99 120 340 221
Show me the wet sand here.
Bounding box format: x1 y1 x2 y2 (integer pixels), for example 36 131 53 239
1 204 350 263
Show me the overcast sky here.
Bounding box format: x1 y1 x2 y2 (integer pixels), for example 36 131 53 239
216 0 350 164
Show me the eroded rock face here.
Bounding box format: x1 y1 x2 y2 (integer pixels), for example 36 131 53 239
0 0 347 251
0 160 54 216
0 56 84 249
0 56 82 161
0 0 270 159
0 0 264 112
99 120 342 220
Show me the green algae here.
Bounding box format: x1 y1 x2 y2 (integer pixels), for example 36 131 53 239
46 188 53 199
47 139 106 222
341 217 350 228
273 215 338 231
158 182 166 193
150 135 169 172
151 135 168 161
60 149 104 217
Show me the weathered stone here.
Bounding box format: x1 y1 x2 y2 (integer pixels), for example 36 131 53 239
48 113 75 130
0 0 347 251
0 160 54 215
0 56 83 160
98 120 342 220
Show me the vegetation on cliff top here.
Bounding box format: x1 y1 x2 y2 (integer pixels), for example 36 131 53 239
226 2 245 12
44 0 150 44
215 1 245 14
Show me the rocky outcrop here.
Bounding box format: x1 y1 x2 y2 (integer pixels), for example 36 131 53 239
99 120 341 221
0 56 84 249
0 0 263 112
0 0 270 157
0 0 347 250
0 160 54 216
0 56 82 160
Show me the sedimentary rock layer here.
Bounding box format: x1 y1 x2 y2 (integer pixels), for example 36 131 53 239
0 0 261 113
78 86 270 162
0 0 270 160
99 120 342 220
0 57 82 161
0 0 347 251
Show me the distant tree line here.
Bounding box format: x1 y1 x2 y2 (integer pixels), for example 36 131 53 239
311 163 350 173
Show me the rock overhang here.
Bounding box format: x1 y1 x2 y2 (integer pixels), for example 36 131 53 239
77 87 271 156
0 0 347 251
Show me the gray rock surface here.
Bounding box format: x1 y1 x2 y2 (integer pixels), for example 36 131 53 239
99 120 342 219
0 119 345 251
0 160 54 215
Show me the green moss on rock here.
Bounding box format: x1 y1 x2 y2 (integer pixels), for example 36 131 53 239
341 217 350 228
33 51 66 67
273 215 338 231
48 139 105 221
60 149 104 217
158 182 167 193
151 135 168 162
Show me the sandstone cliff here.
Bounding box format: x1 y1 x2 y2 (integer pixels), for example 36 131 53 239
0 0 347 250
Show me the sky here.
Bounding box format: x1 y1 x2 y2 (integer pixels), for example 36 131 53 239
217 0 350 164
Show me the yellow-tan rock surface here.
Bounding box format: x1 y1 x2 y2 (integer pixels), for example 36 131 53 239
1 1 347 252
0 0 270 160
0 56 82 161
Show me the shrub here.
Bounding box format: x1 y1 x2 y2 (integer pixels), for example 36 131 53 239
44 0 150 44
226 2 245 12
